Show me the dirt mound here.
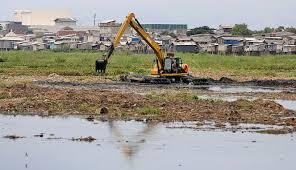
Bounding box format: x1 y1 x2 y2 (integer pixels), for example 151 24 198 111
47 73 65 82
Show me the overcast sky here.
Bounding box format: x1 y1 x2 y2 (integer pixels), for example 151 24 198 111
1 0 295 29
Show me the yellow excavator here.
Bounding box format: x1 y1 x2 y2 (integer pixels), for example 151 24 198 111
96 13 189 82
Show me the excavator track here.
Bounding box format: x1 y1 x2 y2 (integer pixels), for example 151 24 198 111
119 73 194 84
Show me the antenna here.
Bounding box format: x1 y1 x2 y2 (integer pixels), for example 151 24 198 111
93 13 96 26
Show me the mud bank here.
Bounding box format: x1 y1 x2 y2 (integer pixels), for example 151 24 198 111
0 83 295 128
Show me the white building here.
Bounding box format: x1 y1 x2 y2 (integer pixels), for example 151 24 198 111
13 10 71 26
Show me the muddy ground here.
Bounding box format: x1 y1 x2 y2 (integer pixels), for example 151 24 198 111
0 75 296 133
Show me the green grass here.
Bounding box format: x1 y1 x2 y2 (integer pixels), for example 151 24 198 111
0 51 295 79
137 106 160 116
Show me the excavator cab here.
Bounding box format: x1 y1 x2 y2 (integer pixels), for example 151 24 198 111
163 57 183 73
151 53 189 76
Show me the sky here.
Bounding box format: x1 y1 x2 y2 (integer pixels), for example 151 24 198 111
0 0 295 29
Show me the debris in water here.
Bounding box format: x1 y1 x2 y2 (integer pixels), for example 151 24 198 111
86 115 95 122
46 137 63 140
34 133 44 138
3 135 25 140
71 136 96 142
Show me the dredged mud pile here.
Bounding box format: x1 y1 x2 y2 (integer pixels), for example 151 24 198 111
0 83 295 129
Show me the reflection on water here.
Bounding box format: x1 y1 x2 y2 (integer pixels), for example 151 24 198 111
108 119 157 158
276 100 296 111
209 86 282 93
0 115 295 170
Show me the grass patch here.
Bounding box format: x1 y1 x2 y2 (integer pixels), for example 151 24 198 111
137 106 160 116
0 56 8 62
0 51 295 79
0 92 9 99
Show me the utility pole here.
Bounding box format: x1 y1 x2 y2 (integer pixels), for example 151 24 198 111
93 13 96 26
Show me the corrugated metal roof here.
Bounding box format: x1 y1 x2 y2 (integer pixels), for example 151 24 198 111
173 41 197 46
0 31 24 41
54 18 77 22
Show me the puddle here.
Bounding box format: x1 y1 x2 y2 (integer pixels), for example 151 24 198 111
209 85 282 93
198 95 256 102
0 115 295 170
276 100 296 111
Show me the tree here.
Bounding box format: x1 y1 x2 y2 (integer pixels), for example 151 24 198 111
263 27 274 33
186 26 214 36
275 26 285 32
231 24 252 36
285 27 296 34
0 25 3 31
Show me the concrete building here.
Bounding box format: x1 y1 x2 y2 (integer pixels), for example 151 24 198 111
54 18 77 26
13 10 71 26
142 24 187 35
99 20 132 37
0 21 28 34
216 25 233 35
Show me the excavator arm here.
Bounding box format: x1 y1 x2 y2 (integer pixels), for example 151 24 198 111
96 13 165 73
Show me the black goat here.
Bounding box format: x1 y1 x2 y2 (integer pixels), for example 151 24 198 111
95 59 108 73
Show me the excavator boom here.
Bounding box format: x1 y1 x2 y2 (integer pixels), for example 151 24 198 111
95 12 189 79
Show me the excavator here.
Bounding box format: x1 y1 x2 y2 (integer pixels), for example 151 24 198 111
96 13 189 82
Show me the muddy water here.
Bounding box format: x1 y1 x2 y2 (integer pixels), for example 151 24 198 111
276 100 296 111
0 115 295 170
208 85 283 93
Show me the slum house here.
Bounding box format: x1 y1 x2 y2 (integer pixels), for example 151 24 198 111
77 42 93 50
283 45 296 54
171 41 199 53
265 31 295 38
84 30 101 43
15 41 32 50
98 41 112 51
126 37 147 53
244 38 266 55
264 37 284 54
176 36 193 42
14 41 45 51
56 26 86 41
217 36 244 55
158 35 174 52
284 36 296 45
52 35 80 50
244 43 265 56
0 31 24 50
247 38 277 55
191 34 218 54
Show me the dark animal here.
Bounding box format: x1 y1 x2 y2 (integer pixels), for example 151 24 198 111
96 59 108 73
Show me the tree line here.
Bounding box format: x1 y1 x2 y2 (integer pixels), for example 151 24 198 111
186 24 296 36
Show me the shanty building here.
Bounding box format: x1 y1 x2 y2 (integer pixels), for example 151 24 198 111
284 36 296 45
218 36 244 45
171 41 199 53
0 31 24 50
